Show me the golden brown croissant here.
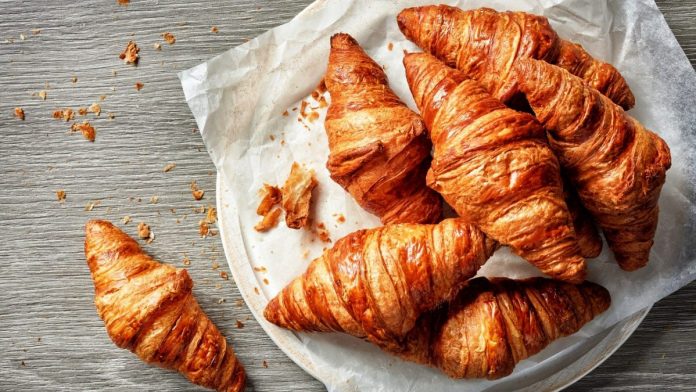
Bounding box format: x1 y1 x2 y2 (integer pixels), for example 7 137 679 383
264 218 496 349
325 33 442 224
388 277 611 379
397 5 635 109
514 59 671 270
85 220 245 392
404 52 585 283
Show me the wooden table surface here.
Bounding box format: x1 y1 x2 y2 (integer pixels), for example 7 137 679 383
1 1 694 391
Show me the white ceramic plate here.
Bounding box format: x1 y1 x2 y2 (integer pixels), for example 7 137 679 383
216 173 649 392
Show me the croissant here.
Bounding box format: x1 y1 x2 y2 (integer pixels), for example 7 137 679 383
397 5 635 110
404 52 585 283
514 59 671 270
264 218 497 349
84 220 245 392
325 33 442 224
388 277 611 379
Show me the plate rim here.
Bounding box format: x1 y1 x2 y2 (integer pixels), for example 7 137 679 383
215 173 650 392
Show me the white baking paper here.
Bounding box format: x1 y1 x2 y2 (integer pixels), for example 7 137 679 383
180 0 696 390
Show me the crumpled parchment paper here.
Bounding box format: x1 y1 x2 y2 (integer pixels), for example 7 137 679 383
180 0 696 390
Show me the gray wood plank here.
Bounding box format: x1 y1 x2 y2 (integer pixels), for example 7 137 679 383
0 1 693 391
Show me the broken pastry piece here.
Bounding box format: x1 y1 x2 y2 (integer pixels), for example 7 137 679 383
281 162 317 229
256 184 282 216
84 220 245 391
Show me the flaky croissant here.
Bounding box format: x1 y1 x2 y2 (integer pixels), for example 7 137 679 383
389 277 611 379
325 33 442 224
514 59 671 270
397 5 635 110
404 52 585 283
85 220 245 392
564 177 603 259
264 218 496 349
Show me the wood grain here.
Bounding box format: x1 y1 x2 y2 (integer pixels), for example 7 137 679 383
0 1 693 391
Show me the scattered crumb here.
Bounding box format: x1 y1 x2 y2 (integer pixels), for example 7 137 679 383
336 214 345 223
14 107 25 120
281 162 317 229
107 112 115 120
153 42 162 51
387 42 394 51
162 162 176 172
162 32 176 44
307 111 319 123
119 41 140 65
220 271 229 280
314 222 331 243
32 29 41 35
211 26 219 33
20 361 26 367
256 184 282 216
56 190 66 202
212 262 220 270
199 220 209 237
205 206 217 224
269 135 275 141
89 103 101 116
254 207 282 232
53 108 74 122
117 0 130 5
217 298 225 304
282 110 289 116
236 320 245 329
71 76 78 83
262 360 268 368
253 266 267 273
78 107 88 116
235 299 244 307
38 90 47 100
70 121 96 142
137 222 151 239
19 33 26 41
193 205 205 214
182 256 191 266
122 215 132 224
149 195 159 204
190 181 205 200
301 249 310 259
99 95 107 101
215 283 222 290
254 287 260 295
84 200 100 211
263 278 269 285
134 81 144 91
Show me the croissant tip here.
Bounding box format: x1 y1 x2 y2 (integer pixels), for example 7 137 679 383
85 219 115 235
330 33 358 49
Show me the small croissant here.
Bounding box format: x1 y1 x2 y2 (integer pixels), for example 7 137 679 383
85 220 245 392
325 33 442 224
264 219 496 349
514 59 671 270
397 5 635 109
389 277 611 379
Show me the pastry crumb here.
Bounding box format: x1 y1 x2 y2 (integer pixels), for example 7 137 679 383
31 29 41 35
190 181 205 200
212 262 220 270
182 256 191 266
205 206 217 224
281 162 317 229
78 107 88 116
14 107 25 120
119 41 139 65
220 271 229 280
199 220 209 237
256 184 282 216
56 190 66 202
254 207 282 232
263 278 269 285
84 200 100 211
314 222 331 243
54 108 75 122
70 121 96 142
387 42 394 51
89 103 101 116
38 90 47 100
71 76 78 83
162 32 176 44
122 215 132 224
153 42 162 51
217 298 225 304
137 222 150 238
149 195 159 204
107 112 115 120
134 81 144 91
254 287 260 295
236 320 244 329
117 0 130 5
162 162 176 172
253 266 267 273
262 360 268 368
336 214 345 223
211 26 219 33
235 299 244 307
